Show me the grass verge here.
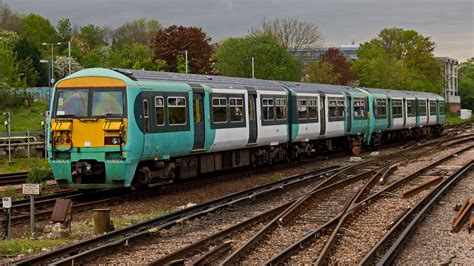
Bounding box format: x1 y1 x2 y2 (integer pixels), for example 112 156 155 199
0 101 48 133
0 239 69 258
0 157 48 174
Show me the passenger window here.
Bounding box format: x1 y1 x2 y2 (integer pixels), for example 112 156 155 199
155 97 164 126
429 100 436 116
229 98 244 122
418 100 427 116
212 97 227 123
143 99 149 132
275 98 287 120
298 99 307 120
407 100 416 117
193 98 202 124
375 99 387 118
308 99 318 120
262 98 274 121
249 97 255 121
392 99 403 118
168 97 187 125
439 101 445 115
353 98 366 119
328 97 345 121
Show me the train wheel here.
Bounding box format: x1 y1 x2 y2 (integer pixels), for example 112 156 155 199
352 145 362 155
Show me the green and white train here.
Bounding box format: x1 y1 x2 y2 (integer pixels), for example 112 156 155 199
48 68 445 189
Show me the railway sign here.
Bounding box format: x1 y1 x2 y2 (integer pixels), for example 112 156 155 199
2 197 11 208
22 183 41 195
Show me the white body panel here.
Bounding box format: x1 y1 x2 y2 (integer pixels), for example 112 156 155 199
405 98 417 128
294 92 321 142
323 94 345 138
209 88 250 152
256 90 289 146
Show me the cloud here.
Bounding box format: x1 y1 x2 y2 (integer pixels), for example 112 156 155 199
5 0 473 60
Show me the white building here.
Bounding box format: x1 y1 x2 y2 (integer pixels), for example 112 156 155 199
436 57 460 112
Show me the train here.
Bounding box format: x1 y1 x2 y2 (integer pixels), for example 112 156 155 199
47 68 445 189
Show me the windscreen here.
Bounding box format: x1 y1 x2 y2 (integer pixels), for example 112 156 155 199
54 88 124 118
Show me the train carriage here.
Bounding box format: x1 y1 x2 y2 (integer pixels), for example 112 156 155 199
48 68 446 189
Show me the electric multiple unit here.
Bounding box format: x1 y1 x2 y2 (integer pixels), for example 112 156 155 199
48 68 445 189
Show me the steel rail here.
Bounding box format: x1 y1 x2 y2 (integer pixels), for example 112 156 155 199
14 166 339 265
0 172 28 185
265 143 473 264
361 160 474 265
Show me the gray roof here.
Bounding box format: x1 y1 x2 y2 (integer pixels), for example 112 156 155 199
112 68 287 92
362 87 443 99
278 81 361 94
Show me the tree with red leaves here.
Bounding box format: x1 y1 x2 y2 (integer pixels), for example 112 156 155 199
307 48 354 85
152 25 213 74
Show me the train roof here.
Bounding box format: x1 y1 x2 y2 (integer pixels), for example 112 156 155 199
362 87 443 99
277 81 362 94
112 68 287 92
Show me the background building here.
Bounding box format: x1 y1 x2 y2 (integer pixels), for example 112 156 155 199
436 57 460 112
289 43 359 67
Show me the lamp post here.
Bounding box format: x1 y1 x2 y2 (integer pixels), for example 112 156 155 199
42 41 72 79
40 60 52 108
185 50 188 74
251 57 255 79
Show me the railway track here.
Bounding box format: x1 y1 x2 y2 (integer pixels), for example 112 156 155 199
314 145 473 265
0 172 28 186
361 159 474 265
147 138 473 265
11 129 473 264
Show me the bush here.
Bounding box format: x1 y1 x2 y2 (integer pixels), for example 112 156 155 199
27 160 52 184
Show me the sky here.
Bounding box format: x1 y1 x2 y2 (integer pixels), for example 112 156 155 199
5 0 474 61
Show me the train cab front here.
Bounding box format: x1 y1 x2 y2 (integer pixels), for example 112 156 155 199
48 76 131 189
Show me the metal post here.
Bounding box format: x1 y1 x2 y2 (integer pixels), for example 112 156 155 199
27 129 30 158
251 57 255 79
47 61 51 110
4 208 11 240
51 44 54 83
68 41 71 75
185 50 188 74
4 112 12 163
30 195 35 233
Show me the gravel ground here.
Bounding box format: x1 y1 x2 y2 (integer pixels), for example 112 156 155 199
325 144 473 264
3 135 468 264
85 169 333 264
395 167 474 264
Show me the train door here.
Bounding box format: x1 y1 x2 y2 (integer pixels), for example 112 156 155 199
426 99 429 124
403 98 407 127
319 93 326 136
247 92 258 144
192 92 205 151
387 97 392 128
141 93 152 157
345 94 352 133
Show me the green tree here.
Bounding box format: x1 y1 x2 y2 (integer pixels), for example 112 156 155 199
81 46 110 68
353 28 441 93
112 18 161 49
57 18 72 42
80 24 107 50
307 60 340 84
214 35 301 81
459 58 474 110
107 43 166 70
14 37 42 86
19 13 58 51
